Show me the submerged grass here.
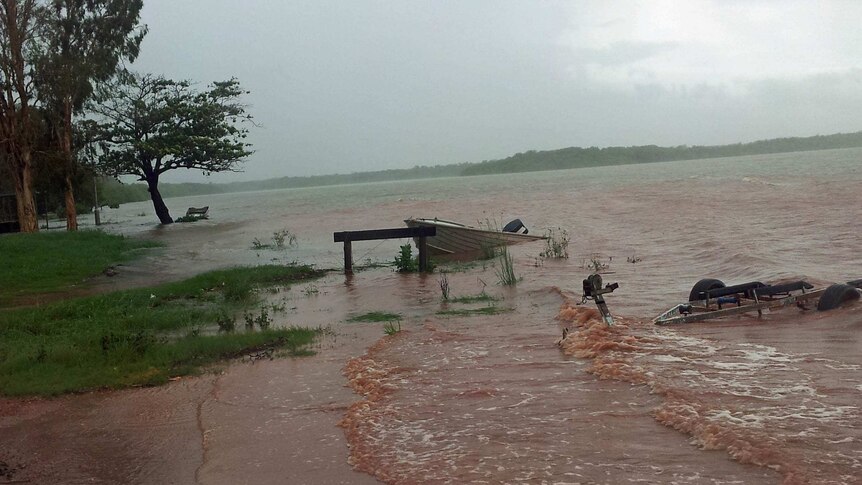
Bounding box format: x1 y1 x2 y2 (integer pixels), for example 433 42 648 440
436 259 483 273
346 311 402 323
495 247 519 285
436 306 512 317
0 264 326 396
383 320 402 335
0 230 160 305
449 293 498 304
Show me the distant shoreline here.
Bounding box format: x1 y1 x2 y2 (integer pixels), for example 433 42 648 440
100 130 862 205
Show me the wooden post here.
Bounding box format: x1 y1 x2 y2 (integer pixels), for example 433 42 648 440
417 236 428 272
343 239 353 275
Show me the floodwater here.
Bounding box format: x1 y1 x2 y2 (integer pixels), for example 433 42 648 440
2 148 862 484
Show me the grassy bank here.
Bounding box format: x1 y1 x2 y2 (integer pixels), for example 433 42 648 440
0 264 326 396
0 230 160 305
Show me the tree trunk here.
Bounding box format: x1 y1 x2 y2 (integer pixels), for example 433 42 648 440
0 0 38 233
13 151 38 233
146 175 172 224
61 98 77 231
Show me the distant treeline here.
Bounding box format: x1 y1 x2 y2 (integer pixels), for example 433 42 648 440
461 131 862 175
101 130 862 206
97 163 468 206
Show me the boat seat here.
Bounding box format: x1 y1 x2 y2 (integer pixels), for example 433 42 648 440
752 280 813 297
695 281 766 300
185 206 209 218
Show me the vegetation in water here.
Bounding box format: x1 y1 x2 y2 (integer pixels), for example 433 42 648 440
272 229 298 248
439 273 450 300
394 244 419 272
216 310 236 333
354 259 392 271
383 321 402 335
540 227 569 259
347 311 403 323
436 259 483 273
437 306 512 317
302 283 320 296
582 254 612 272
252 229 298 250
449 292 498 304
480 243 499 261
0 264 326 396
0 231 160 305
243 306 272 330
174 214 204 223
495 247 519 285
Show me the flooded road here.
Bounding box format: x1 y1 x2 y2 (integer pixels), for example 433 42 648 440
2 148 861 483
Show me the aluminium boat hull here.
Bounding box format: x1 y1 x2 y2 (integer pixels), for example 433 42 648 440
404 218 546 255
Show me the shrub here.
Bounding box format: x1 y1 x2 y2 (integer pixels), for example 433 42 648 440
394 244 418 273
272 229 298 249
540 227 569 259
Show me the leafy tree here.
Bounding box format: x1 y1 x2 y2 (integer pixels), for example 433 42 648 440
35 0 146 230
0 0 39 232
89 73 253 224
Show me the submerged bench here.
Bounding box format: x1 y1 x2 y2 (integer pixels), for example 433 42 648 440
333 226 436 274
185 206 209 219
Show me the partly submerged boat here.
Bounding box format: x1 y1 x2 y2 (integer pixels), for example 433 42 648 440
404 217 547 255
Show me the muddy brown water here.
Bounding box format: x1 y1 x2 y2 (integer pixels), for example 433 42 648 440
2 148 861 484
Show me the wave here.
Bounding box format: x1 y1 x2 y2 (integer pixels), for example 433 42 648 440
556 297 862 484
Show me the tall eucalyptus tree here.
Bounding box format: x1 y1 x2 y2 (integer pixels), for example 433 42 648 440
0 0 39 232
35 0 146 230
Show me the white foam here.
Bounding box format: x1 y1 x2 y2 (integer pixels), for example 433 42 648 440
706 409 766 428
652 354 687 363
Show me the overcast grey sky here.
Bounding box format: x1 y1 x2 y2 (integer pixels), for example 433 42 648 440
132 1 862 183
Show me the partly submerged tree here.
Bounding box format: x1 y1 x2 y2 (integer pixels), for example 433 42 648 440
0 0 39 232
35 0 146 230
89 73 253 224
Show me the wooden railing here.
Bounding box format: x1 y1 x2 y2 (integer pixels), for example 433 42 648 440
333 226 436 274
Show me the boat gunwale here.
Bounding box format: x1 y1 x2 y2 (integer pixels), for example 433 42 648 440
405 218 547 241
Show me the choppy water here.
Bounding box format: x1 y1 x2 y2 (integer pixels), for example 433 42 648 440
8 148 862 484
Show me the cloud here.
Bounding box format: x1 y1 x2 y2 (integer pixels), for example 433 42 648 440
558 0 862 93
135 1 862 182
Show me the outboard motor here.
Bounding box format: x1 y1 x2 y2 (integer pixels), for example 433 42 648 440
581 273 619 326
502 218 528 234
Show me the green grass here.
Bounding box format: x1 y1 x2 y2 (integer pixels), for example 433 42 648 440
449 293 499 304
346 311 402 323
354 260 392 271
495 247 519 286
436 306 512 317
0 264 326 396
436 259 482 273
383 321 402 335
0 230 160 305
